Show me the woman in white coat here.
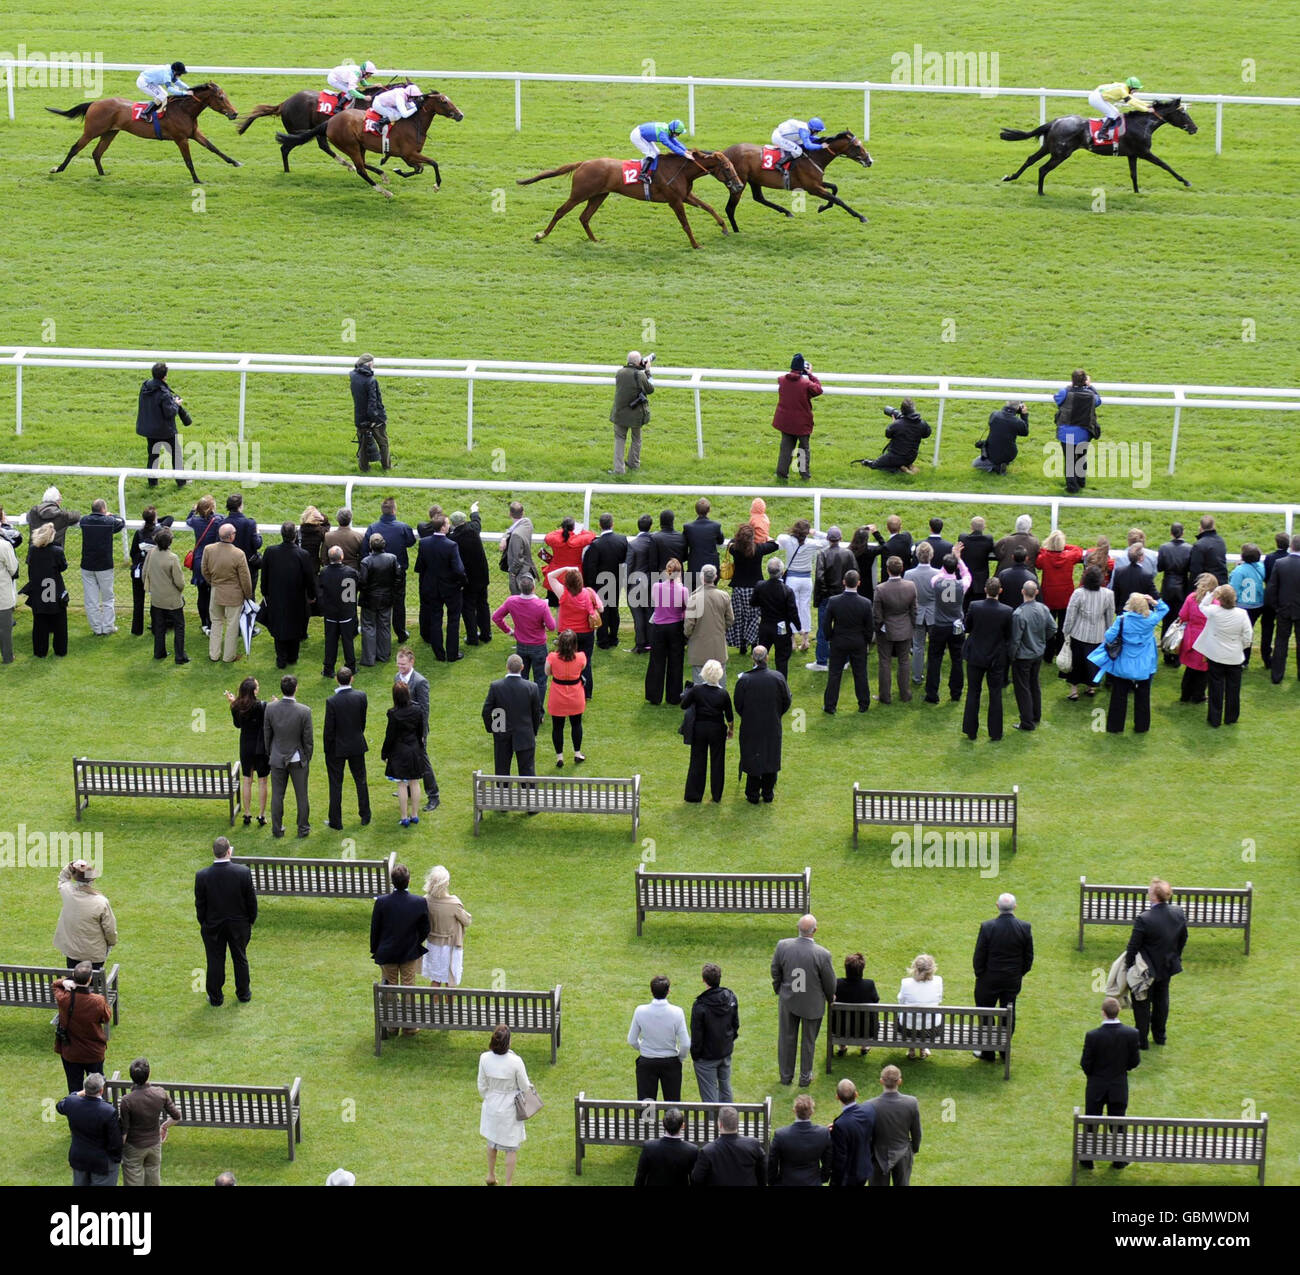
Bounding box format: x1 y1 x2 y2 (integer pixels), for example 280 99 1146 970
897 953 944 1060
477 1024 530 1185
1192 584 1254 728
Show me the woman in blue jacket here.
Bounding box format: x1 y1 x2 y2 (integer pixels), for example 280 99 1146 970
1087 592 1169 733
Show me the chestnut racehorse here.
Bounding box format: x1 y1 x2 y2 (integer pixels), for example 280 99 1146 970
47 83 241 183
721 131 874 231
519 149 743 248
236 83 399 172
277 92 463 197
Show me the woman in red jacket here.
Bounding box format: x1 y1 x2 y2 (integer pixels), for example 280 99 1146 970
539 517 595 606
546 628 588 766
1036 530 1085 665
546 567 603 699
772 353 823 480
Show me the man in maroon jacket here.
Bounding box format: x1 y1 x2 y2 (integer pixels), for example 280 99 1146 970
53 962 111 1094
772 354 823 480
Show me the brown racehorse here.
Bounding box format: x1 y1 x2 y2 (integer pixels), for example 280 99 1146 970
236 83 402 172
277 92 463 197
721 131 874 231
519 149 744 248
47 84 241 183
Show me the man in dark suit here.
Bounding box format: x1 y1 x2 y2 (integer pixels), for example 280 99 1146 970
625 514 656 653
995 546 1038 610
682 497 724 581
264 675 313 838
260 522 317 669
450 504 492 647
868 1065 922 1186
920 516 953 567
753 557 801 679
364 498 417 642
768 1094 831 1186
961 577 1013 741
194 835 258 1005
771 915 836 1087
972 892 1034 1062
823 569 873 714
1078 996 1141 1169
317 545 361 677
415 515 467 662
877 514 913 586
56 1073 123 1187
650 509 688 579
1186 515 1229 585
482 653 543 777
369 862 430 1025
691 1107 766 1186
958 515 996 612
1111 543 1157 614
1265 536 1300 683
633 1108 699 1186
734 647 791 804
323 666 370 830
395 647 439 812
873 556 917 704
1124 878 1188 1049
583 512 629 649
829 1078 875 1188
1157 523 1192 664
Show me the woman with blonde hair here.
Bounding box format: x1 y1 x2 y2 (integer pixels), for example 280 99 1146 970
898 954 943 1060
1192 583 1254 727
1036 529 1084 664
1177 573 1219 704
646 557 689 706
776 518 826 652
679 658 734 802
1087 592 1169 734
298 507 332 615
422 864 471 988
26 522 71 658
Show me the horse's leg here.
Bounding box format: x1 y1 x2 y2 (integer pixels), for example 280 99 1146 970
534 193 583 241
682 192 729 234
1129 154 1140 194
51 129 95 174
90 130 118 176
668 198 702 249
1035 153 1069 196
1002 145 1050 183
190 127 243 168
749 180 794 219
345 143 391 196
1137 151 1192 188
174 138 202 184
809 184 868 223
725 189 743 233
578 193 609 242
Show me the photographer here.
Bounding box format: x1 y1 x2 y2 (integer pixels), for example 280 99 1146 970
135 362 191 489
854 399 932 473
1054 369 1102 494
973 401 1029 474
351 354 393 473
772 353 823 480
609 350 654 475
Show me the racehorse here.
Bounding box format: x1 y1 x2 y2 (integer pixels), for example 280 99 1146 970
1000 99 1197 194
519 150 744 248
236 83 401 172
276 92 463 197
47 83 241 183
721 131 874 231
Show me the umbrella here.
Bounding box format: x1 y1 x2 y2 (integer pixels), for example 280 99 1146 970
239 598 261 656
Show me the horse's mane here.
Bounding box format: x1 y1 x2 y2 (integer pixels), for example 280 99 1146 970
826 130 856 142
189 82 217 93
1151 97 1182 109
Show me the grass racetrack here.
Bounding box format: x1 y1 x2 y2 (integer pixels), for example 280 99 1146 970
0 1 1297 1187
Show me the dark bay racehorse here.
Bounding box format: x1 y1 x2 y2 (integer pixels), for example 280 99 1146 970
519 150 743 248
237 83 402 172
1001 99 1197 194
47 83 240 182
721 131 873 230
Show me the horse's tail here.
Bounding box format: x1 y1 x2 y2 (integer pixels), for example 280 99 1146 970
236 102 284 134
45 102 93 119
1000 124 1050 142
275 120 330 146
516 162 582 186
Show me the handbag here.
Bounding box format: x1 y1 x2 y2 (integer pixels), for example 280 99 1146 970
1161 618 1186 654
53 986 75 1048
184 515 217 571
719 557 734 581
1055 642 1074 673
514 1084 543 1120
587 594 603 630
1104 614 1126 661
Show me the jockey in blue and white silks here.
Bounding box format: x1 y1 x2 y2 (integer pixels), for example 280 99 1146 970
771 117 828 169
631 120 689 181
136 62 190 118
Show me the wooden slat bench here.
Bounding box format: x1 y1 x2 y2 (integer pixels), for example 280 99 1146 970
574 1093 773 1175
1077 877 1253 953
74 757 241 825
105 1071 302 1161
825 1001 1014 1080
852 784 1018 852
0 963 121 1026
1071 1109 1267 1185
635 865 811 936
373 984 562 1063
473 771 640 840
231 852 396 899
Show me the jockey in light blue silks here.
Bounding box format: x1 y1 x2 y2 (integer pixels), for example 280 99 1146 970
136 62 190 119
631 120 689 184
771 116 828 172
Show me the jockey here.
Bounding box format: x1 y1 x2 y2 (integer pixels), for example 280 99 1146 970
630 120 688 182
771 117 828 170
1089 77 1154 143
136 62 190 119
326 59 378 107
372 83 423 124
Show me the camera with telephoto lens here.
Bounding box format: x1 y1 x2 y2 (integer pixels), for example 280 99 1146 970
882 406 903 420
0 521 20 548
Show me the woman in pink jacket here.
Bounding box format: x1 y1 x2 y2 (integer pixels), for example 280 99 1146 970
1177 573 1218 703
772 353 822 480
546 628 588 765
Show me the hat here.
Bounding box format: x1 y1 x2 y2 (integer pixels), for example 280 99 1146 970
325 1168 356 1186
450 510 467 526
826 526 842 541
72 859 101 880
627 351 642 366
43 486 61 503
790 353 805 372
355 354 375 368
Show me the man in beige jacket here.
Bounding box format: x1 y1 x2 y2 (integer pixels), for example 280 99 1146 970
684 565 735 687
55 860 117 970
141 526 188 663
201 523 253 662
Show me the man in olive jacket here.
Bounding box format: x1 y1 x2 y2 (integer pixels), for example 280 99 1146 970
141 527 188 663
609 351 653 475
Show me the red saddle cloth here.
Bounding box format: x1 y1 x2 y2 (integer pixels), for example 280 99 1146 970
761 146 785 169
1088 117 1124 148
622 160 643 185
130 103 151 120
318 90 340 115
364 110 383 134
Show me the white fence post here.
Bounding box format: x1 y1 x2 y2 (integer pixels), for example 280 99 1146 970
514 78 522 131
863 88 870 140
1049 498 1060 532
5 60 14 122
116 471 129 556
237 354 251 444
1039 91 1047 126
692 370 705 459
932 378 948 467
13 350 24 436
344 478 355 511
1168 388 1185 475
688 79 695 135
582 486 593 529
466 363 477 452
1215 100 1223 155
812 492 822 531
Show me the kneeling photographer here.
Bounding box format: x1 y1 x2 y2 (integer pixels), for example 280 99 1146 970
852 398 932 473
351 353 393 473
973 400 1029 474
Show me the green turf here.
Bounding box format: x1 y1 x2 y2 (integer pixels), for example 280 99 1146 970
0 0 1297 1186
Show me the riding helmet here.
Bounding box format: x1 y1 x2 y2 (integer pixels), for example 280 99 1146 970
361 60 377 76
1125 77 1143 90
808 117 825 132
171 61 187 76
669 120 684 134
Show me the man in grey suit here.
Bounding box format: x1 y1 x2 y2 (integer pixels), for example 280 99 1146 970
867 1064 922 1186
482 653 543 777
263 674 313 838
770 914 837 1088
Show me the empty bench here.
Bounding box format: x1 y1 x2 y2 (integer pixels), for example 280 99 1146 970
1077 877 1253 953
1071 1109 1267 1185
231 852 396 899
852 784 1019 852
105 1072 302 1161
574 1094 773 1175
635 865 811 936
373 984 562 1063
473 771 640 840
0 963 121 1026
74 757 241 825
825 1001 1013 1080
